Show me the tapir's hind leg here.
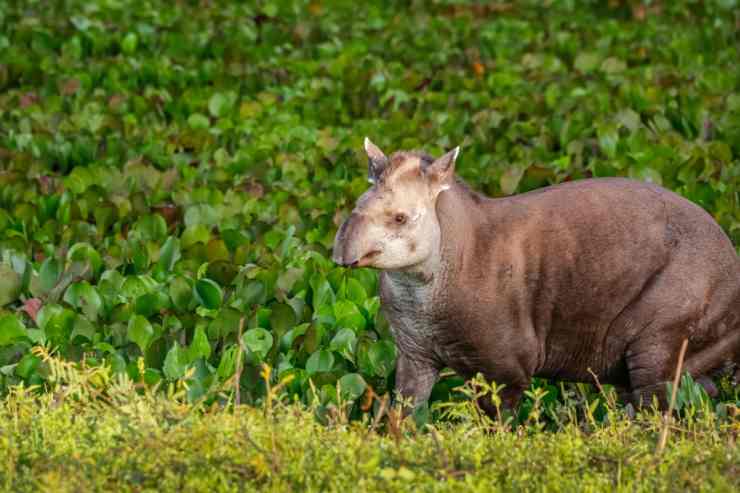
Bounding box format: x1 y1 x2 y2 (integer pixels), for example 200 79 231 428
616 252 740 409
626 321 740 408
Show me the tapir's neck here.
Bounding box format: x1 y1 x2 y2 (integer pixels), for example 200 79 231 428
386 180 482 288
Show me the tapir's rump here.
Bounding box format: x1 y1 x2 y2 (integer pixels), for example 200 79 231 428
333 141 740 415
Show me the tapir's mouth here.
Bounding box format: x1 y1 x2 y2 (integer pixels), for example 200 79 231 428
356 250 381 267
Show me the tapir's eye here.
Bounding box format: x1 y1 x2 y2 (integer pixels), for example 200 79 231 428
394 213 408 225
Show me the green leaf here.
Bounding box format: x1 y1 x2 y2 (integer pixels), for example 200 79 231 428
127 315 154 353
500 166 525 195
194 278 222 310
189 325 211 361
217 345 238 380
368 340 396 378
208 92 235 118
163 342 188 380
0 314 27 346
121 32 138 54
70 315 96 342
574 52 601 73
281 322 309 351
343 278 367 305
311 277 335 309
67 242 102 274
597 123 619 159
338 373 367 401
181 225 211 249
169 276 194 311
333 300 366 331
133 214 168 242
39 258 61 293
134 291 169 317
188 113 210 130
330 328 357 363
270 303 296 335
158 236 181 271
15 353 40 379
306 349 334 375
36 305 75 348
0 264 21 307
63 281 103 322
243 327 273 361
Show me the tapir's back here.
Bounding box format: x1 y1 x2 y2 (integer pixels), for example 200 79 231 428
442 177 740 386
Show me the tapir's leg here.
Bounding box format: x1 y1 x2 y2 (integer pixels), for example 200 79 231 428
616 260 740 409
394 352 439 416
627 323 740 408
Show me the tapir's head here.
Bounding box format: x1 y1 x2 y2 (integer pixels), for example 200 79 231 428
332 138 459 270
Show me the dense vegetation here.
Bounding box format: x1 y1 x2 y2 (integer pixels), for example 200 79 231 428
0 0 739 489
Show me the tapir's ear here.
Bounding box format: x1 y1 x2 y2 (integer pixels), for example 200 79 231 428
364 137 388 184
424 146 459 192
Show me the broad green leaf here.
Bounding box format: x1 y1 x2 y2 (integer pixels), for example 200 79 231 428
217 345 238 380
67 242 102 274
170 276 194 311
333 300 366 331
194 278 222 309
0 314 27 346
574 52 600 73
343 278 367 305
311 277 335 309
163 342 188 380
208 92 235 118
133 214 167 242
281 322 309 351
36 305 75 347
63 281 103 322
500 166 525 195
138 288 171 315
188 113 210 130
189 325 211 361
0 264 21 307
15 353 40 379
270 303 296 335
181 224 211 249
121 32 138 54
243 327 273 361
306 349 334 375
597 123 619 159
70 316 96 342
338 373 367 401
127 315 154 353
39 258 61 293
330 328 357 363
368 340 396 378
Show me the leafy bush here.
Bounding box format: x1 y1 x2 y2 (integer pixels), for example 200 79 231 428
0 0 738 420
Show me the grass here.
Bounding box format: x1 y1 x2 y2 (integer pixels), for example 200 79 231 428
0 353 738 492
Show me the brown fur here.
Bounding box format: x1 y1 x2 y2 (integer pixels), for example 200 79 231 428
335 148 740 415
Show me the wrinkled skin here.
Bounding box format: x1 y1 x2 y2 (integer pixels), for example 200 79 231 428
333 138 740 417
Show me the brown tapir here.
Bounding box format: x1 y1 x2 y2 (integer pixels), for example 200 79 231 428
332 138 740 416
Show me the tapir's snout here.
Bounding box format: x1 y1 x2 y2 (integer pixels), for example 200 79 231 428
332 213 359 266
332 213 380 268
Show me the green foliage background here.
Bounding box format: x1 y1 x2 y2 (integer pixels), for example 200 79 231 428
0 0 739 417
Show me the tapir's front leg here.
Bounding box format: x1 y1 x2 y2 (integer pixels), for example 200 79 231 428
394 352 439 416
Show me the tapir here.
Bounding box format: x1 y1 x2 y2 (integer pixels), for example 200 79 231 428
332 138 740 416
